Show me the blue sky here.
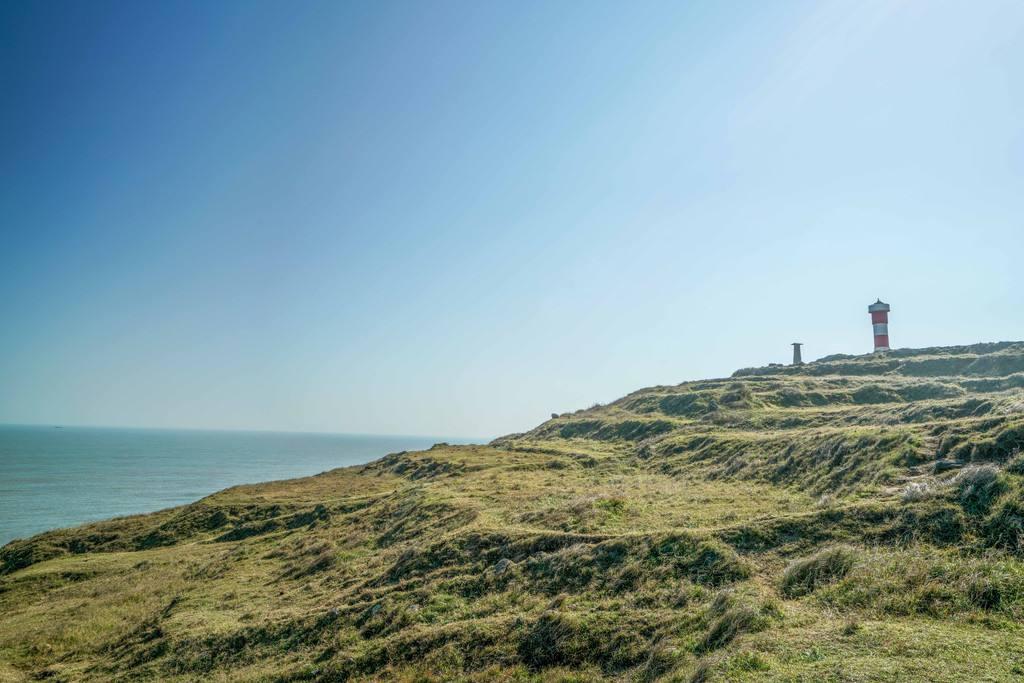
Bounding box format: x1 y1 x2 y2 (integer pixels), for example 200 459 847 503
1 0 1022 438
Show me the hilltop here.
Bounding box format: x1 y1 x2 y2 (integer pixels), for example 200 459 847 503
3 343 1024 681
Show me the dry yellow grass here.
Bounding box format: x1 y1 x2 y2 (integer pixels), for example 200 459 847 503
3 342 1024 680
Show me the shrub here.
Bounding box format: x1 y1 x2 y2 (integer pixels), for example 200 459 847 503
953 465 1006 514
781 546 858 598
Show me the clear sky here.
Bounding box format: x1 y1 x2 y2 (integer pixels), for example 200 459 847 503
1 1 1022 439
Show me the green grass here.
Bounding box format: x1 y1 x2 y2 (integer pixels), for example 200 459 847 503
780 546 858 598
3 342 1024 681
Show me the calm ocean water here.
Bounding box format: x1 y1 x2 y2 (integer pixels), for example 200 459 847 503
0 425 471 547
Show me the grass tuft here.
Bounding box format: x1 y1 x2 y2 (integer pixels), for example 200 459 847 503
953 465 1006 515
781 546 858 598
902 480 940 502
698 605 765 652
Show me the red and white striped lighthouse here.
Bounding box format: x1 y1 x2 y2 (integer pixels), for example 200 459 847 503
868 299 891 352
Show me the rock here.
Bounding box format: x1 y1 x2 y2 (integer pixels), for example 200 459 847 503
493 558 513 575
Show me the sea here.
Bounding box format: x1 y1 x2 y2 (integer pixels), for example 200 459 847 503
0 425 473 547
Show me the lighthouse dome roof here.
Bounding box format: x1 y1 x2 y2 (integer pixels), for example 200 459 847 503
868 299 891 313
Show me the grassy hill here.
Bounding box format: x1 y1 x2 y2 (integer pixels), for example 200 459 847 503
4 342 1024 682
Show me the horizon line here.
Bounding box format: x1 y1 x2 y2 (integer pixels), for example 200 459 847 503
0 421 492 443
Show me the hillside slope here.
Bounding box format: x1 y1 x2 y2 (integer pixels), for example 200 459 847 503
4 343 1024 681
